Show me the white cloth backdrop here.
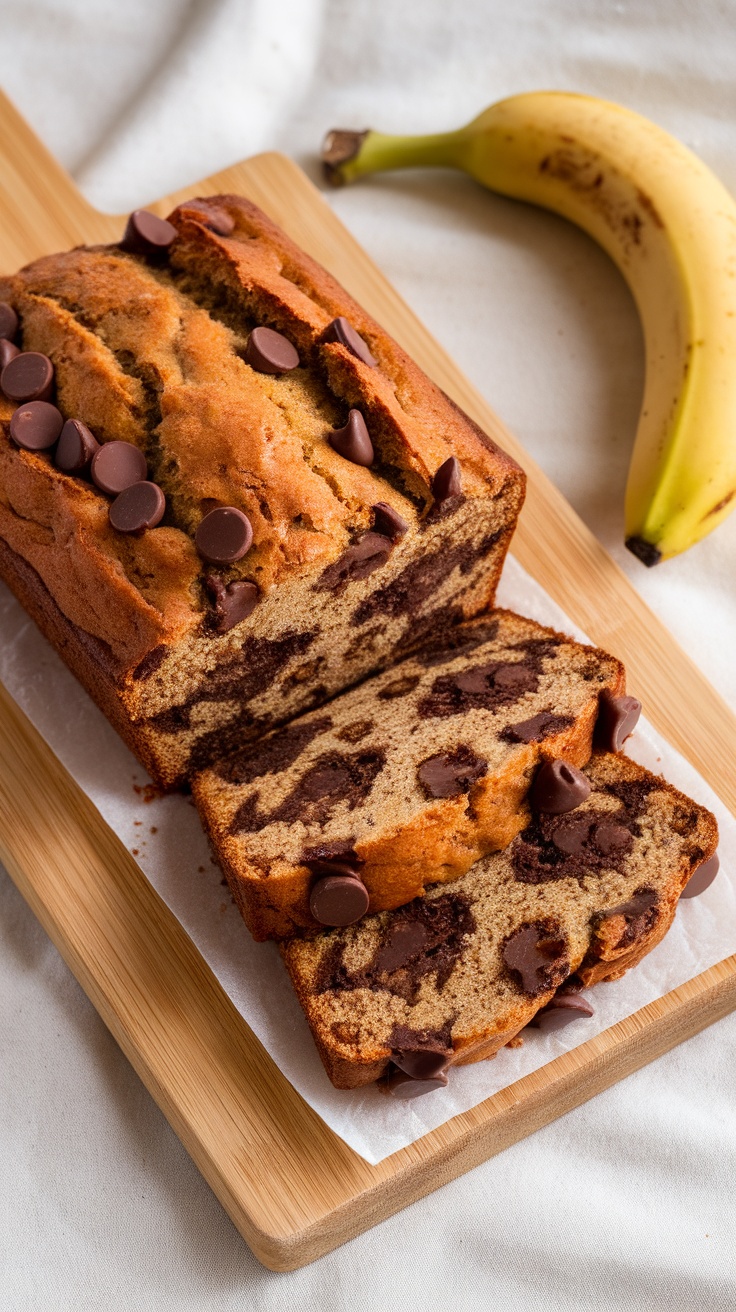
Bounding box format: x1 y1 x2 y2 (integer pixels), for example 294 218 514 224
2 1 736 1306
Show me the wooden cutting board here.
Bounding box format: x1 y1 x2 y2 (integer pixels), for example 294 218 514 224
1 90 735 1272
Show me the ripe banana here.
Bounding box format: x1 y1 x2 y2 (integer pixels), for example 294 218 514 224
323 93 736 564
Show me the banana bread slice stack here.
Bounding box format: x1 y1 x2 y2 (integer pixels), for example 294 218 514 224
192 610 625 939
280 753 718 1092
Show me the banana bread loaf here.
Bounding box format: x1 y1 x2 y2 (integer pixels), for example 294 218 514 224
0 196 524 787
281 752 718 1091
193 610 625 940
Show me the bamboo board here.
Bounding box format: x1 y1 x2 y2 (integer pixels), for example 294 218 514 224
1 90 735 1272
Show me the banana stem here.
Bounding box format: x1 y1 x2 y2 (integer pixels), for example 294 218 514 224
323 127 469 186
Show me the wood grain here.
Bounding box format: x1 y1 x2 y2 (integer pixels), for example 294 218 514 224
0 89 735 1270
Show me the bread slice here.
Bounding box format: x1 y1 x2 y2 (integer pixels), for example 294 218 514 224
280 753 718 1091
0 195 523 788
193 610 625 940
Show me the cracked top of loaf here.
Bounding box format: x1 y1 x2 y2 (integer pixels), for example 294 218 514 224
0 194 524 678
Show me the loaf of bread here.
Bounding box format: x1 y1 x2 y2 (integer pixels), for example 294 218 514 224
193 610 625 940
0 196 524 787
281 753 718 1091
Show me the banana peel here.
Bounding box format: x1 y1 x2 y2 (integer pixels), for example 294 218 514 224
323 93 736 565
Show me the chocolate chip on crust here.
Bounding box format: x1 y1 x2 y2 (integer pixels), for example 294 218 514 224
9 401 63 451
109 481 166 533
196 506 253 563
2 351 54 403
324 316 377 366
595 689 642 752
55 418 100 473
91 440 147 495
184 200 236 235
0 302 19 341
245 326 299 374
121 209 177 255
431 455 462 509
0 339 19 371
329 410 374 466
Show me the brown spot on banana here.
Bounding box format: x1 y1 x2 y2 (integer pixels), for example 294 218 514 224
705 491 735 518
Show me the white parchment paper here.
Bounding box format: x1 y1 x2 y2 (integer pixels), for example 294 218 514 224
1 555 734 1165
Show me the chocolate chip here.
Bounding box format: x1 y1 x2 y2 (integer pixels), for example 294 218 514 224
531 759 592 814
375 921 430 973
502 712 573 744
244 326 299 374
680 851 720 899
309 873 369 927
454 662 500 694
329 409 374 466
55 418 100 473
503 924 568 997
9 401 63 451
0 339 19 371
528 993 595 1031
304 841 362 870
417 744 487 799
195 506 253 563
121 209 177 255
597 889 658 937
551 817 593 855
445 660 537 702
314 532 392 592
494 664 535 691
603 886 653 918
385 1067 449 1099
431 455 462 507
324 316 377 366
372 501 409 541
307 858 361 880
1 351 54 403
109 481 165 533
91 441 147 495
207 211 236 236
595 688 642 752
0 302 18 341
591 821 633 858
205 575 259 633
185 200 235 235
392 1048 451 1079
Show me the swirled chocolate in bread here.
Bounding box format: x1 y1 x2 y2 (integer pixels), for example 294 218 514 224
192 611 625 940
281 753 718 1091
0 196 524 788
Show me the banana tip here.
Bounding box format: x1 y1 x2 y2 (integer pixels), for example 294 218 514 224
321 128 369 186
625 536 662 567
